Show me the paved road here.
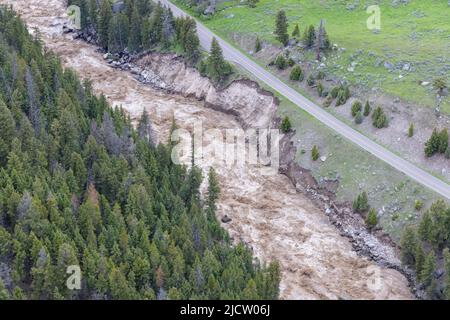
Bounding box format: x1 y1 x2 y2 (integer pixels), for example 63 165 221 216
161 0 450 201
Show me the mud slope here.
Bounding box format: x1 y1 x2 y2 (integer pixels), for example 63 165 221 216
3 0 413 299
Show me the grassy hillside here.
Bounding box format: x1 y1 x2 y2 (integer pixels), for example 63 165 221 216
179 0 450 112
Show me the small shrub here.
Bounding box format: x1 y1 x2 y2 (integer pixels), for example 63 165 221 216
344 86 351 100
274 55 287 70
351 101 362 117
280 116 292 133
287 58 295 67
317 82 324 97
372 106 388 128
289 65 303 81
354 111 363 124
408 123 414 138
335 89 346 106
198 60 208 77
415 200 423 211
330 86 339 99
307 74 315 87
323 95 333 107
445 147 450 159
255 36 261 52
366 208 378 229
363 101 371 116
311 145 319 161
353 191 369 213
317 70 325 80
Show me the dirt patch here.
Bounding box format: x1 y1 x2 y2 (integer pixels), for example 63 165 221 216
3 0 414 299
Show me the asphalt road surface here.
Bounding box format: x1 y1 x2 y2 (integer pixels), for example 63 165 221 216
161 0 450 201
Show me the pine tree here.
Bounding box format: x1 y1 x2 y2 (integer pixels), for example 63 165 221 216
439 128 448 154
98 0 113 50
274 55 287 70
408 123 414 138
206 38 232 83
443 248 450 299
414 243 425 276
128 5 142 53
243 279 259 299
418 211 433 242
424 129 441 157
289 65 303 81
354 111 363 124
274 10 289 46
303 25 315 48
420 250 436 292
366 208 377 229
255 36 261 53
183 26 200 64
317 82 324 97
248 0 259 8
311 145 319 161
88 0 98 29
372 106 388 128
400 226 418 266
292 23 300 37
353 191 369 213
206 167 220 215
0 279 10 300
280 116 292 133
0 101 15 164
363 100 371 116
108 13 130 53
351 101 362 117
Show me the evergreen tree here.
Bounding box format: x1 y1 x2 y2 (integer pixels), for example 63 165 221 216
439 128 448 154
183 26 200 64
206 167 220 215
292 23 300 37
280 116 292 133
354 111 363 124
108 13 130 53
353 191 369 213
366 208 377 229
317 81 324 97
303 25 315 48
351 101 362 117
128 5 142 53
408 123 414 138
425 129 441 157
206 38 232 83
255 36 261 53
248 0 259 8
274 55 287 70
0 101 15 164
420 250 436 292
372 106 388 128
414 243 425 277
98 0 113 50
311 145 319 161
400 226 418 266
274 10 289 46
289 65 303 81
443 248 450 299
363 100 371 116
88 0 98 29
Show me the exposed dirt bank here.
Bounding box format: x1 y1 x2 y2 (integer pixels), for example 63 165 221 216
2 0 414 299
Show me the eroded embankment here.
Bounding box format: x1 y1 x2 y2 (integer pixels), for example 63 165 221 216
2 0 414 299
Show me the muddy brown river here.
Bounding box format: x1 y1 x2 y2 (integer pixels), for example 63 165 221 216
5 0 413 299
